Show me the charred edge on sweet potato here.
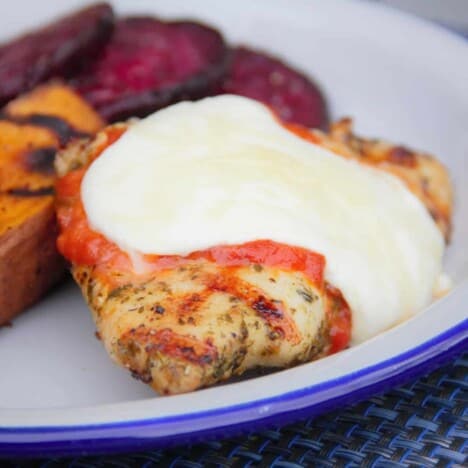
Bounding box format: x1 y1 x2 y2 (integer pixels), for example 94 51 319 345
22 147 57 175
8 187 54 197
0 113 90 146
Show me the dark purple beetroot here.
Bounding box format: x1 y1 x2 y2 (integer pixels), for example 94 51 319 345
219 47 328 129
73 17 229 122
0 3 114 106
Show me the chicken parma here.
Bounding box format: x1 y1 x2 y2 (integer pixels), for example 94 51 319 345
55 96 452 395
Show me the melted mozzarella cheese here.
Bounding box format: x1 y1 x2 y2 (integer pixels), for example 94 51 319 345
82 95 444 344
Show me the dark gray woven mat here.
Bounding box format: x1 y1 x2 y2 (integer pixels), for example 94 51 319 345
9 351 467 467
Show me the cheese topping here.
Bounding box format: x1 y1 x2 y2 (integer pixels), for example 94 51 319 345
82 95 444 343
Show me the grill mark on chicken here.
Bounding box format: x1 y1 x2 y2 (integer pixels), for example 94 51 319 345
206 271 301 344
178 292 204 315
120 326 218 366
149 267 303 347
387 146 417 167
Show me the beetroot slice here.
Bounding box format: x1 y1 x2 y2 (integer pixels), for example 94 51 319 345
0 3 114 106
73 17 229 122
219 47 328 129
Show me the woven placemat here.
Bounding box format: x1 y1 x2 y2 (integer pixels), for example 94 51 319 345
8 351 467 467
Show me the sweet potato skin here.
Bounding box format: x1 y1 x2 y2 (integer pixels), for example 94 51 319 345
0 82 104 325
0 196 64 324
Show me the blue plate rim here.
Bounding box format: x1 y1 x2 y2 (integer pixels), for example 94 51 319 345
1 318 466 457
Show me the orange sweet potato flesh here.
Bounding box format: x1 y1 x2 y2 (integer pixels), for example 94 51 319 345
0 82 104 325
4 83 104 134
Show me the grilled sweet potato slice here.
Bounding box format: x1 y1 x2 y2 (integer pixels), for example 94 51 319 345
0 3 114 106
0 82 105 325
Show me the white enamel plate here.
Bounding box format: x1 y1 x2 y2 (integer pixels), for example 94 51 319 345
0 0 466 457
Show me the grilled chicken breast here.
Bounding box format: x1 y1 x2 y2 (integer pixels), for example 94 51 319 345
55 118 452 395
